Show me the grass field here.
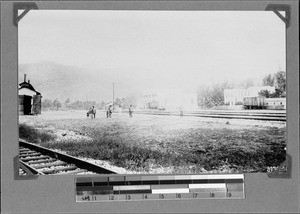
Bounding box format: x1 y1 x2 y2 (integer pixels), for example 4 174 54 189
19 110 286 174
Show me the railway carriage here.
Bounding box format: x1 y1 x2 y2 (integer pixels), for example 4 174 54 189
243 96 266 109
243 96 286 110
264 98 286 110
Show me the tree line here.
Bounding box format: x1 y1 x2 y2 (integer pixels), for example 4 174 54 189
41 96 137 111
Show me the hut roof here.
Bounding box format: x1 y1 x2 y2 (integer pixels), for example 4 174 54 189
19 81 41 95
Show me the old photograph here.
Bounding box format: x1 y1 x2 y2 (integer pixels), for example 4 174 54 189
18 10 286 175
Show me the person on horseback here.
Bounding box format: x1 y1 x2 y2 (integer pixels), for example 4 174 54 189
87 106 96 119
87 107 92 118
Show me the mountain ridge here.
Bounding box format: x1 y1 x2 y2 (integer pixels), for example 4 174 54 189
18 61 135 102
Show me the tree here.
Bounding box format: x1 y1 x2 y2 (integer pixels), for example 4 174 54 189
239 78 254 89
262 71 286 91
263 74 275 87
64 98 70 108
99 101 106 109
115 98 122 107
209 84 225 107
41 99 53 109
270 89 283 98
53 99 62 111
261 71 286 98
258 90 271 98
126 94 138 108
197 83 227 109
274 71 286 92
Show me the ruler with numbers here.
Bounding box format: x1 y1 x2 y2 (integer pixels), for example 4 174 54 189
75 174 244 202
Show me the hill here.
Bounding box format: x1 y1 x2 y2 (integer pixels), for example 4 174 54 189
19 62 139 102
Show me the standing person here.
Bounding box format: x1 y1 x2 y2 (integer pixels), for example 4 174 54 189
92 106 96 119
129 105 133 118
118 105 122 115
106 105 112 118
179 107 183 117
106 106 109 118
109 105 112 118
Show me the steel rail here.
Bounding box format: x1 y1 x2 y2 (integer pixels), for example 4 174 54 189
134 111 286 121
19 160 44 175
187 112 286 117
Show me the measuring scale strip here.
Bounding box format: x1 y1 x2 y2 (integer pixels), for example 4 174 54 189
75 174 244 202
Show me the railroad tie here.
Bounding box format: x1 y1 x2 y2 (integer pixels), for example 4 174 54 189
26 158 57 164
32 161 67 169
40 165 78 174
19 152 42 157
20 155 51 161
19 151 39 155
58 169 89 175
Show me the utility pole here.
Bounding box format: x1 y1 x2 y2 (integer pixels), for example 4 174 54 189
113 82 115 111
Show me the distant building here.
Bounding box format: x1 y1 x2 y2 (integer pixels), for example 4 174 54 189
137 89 198 111
19 74 42 115
224 86 275 106
224 89 249 106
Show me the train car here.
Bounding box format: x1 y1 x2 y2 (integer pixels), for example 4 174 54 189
243 96 266 109
243 96 286 110
265 97 286 110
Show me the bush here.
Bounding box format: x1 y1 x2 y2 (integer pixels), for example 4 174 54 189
19 124 55 144
40 136 180 172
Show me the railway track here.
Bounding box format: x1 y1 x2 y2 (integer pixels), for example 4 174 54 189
135 110 286 121
19 139 116 176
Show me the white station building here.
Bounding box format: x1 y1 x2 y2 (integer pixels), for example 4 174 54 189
137 89 198 111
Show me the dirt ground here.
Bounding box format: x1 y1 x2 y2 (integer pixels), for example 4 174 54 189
19 110 286 174
19 110 286 132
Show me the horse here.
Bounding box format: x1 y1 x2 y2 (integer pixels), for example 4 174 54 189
87 108 96 119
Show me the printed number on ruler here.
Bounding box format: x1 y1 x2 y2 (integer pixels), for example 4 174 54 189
81 195 91 201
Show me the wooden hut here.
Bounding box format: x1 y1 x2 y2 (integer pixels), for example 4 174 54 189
18 74 42 115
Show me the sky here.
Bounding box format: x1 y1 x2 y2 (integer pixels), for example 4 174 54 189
19 10 286 93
